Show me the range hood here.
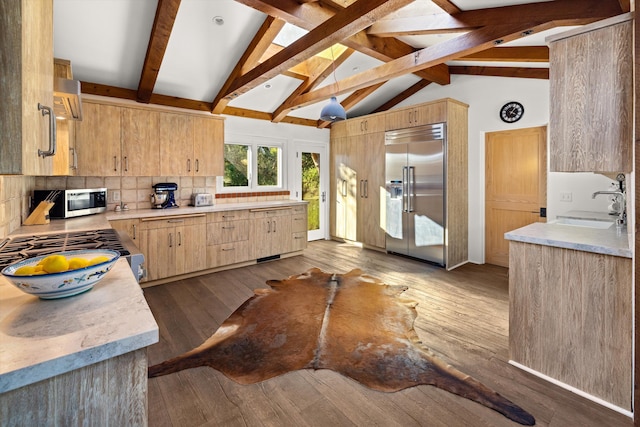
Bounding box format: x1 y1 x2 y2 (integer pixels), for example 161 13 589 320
53 78 83 120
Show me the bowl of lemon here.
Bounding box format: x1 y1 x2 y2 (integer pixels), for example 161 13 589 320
1 249 120 299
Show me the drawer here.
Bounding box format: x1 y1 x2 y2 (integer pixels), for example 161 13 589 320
291 205 307 215
291 214 307 233
207 209 249 222
207 220 249 245
139 214 206 230
291 231 307 251
250 207 292 218
207 240 251 267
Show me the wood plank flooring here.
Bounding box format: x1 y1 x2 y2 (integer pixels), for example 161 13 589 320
143 240 632 427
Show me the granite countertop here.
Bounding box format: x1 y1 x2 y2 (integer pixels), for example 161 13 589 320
505 211 632 258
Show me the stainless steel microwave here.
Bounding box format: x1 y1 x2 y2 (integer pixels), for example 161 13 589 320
32 188 107 218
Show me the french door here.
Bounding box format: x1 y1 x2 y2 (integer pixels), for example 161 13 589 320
291 142 328 241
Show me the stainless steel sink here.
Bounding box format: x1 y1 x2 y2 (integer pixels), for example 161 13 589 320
551 218 614 229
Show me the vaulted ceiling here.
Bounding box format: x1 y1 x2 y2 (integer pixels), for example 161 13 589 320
53 0 629 128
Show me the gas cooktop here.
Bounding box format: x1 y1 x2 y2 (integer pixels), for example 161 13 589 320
0 229 130 271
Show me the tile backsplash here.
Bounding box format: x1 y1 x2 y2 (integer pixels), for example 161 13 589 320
0 176 35 238
35 176 291 211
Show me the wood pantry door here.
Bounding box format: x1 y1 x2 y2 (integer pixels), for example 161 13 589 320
485 126 547 267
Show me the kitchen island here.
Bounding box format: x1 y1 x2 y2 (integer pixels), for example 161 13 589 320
505 214 632 416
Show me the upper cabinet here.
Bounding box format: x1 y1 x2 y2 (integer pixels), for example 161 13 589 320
385 100 448 131
0 0 54 175
548 13 632 173
74 100 224 177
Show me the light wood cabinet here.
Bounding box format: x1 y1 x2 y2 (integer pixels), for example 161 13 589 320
509 241 632 411
121 108 160 176
548 13 632 172
250 208 293 259
330 136 358 242
137 214 207 282
75 102 122 176
109 219 141 243
384 101 447 131
0 0 54 175
52 58 75 176
159 112 224 177
291 205 308 252
206 210 251 267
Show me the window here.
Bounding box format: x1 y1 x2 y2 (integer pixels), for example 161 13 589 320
221 137 284 191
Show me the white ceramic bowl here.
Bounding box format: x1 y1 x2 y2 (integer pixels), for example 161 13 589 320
1 249 120 299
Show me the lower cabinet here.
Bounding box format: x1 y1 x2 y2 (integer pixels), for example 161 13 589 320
250 208 293 259
112 204 308 285
136 214 207 282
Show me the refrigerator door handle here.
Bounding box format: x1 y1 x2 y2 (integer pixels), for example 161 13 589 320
408 166 415 212
402 166 409 212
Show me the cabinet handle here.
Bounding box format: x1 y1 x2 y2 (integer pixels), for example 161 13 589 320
70 147 78 170
222 226 235 230
195 159 199 173
267 220 271 233
169 233 173 248
132 224 137 240
364 179 369 198
37 104 57 158
222 247 235 252
364 120 368 131
294 218 303 221
273 220 277 233
178 231 182 247
113 156 118 172
124 156 128 172
222 215 235 219
187 158 191 172
408 111 412 124
294 236 304 239
168 219 185 223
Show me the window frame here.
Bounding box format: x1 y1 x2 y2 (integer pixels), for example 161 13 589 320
218 134 287 193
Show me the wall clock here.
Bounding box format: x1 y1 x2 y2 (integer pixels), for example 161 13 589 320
500 101 524 123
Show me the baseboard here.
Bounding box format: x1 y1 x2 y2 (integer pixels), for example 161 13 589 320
508 360 633 418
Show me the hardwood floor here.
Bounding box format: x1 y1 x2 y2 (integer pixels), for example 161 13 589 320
143 240 631 427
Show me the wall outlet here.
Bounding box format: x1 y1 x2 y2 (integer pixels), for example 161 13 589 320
112 190 121 202
560 192 572 202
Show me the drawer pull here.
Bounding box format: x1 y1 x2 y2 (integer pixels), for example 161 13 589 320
222 215 235 219
294 218 304 221
222 226 235 230
222 248 235 252
294 236 304 239
168 219 185 223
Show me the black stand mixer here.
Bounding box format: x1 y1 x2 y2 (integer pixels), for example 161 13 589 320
151 183 179 209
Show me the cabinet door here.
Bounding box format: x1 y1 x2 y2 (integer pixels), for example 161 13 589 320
176 223 207 275
75 102 121 176
138 228 175 282
193 116 223 176
121 108 160 176
330 136 357 240
270 215 292 255
109 219 140 242
159 112 193 176
358 132 386 248
251 218 273 259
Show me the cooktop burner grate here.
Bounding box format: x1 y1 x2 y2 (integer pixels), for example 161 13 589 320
0 228 130 270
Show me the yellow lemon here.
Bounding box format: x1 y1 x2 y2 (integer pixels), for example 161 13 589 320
41 255 69 273
14 265 37 276
34 265 44 273
88 255 110 266
37 255 55 266
68 257 90 270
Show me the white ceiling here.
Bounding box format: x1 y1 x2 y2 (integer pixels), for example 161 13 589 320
53 0 576 122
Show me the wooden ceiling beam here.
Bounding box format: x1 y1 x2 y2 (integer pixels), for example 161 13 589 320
371 80 432 114
235 0 451 85
449 65 549 79
317 82 385 128
224 0 413 100
368 14 473 37
211 16 285 114
431 0 461 14
458 46 549 62
293 22 556 110
137 0 181 104
272 48 355 123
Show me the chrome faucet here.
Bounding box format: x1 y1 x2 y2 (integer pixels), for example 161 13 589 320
592 190 626 226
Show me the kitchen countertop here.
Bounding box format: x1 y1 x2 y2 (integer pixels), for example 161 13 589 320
505 211 632 258
0 199 306 393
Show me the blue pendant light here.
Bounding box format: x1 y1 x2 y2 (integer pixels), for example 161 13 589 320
320 46 346 122
320 96 346 121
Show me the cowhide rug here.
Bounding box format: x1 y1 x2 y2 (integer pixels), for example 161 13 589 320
149 268 535 425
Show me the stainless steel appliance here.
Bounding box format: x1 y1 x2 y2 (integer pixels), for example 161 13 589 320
0 229 145 283
385 123 446 266
151 183 179 209
32 188 107 219
190 193 214 207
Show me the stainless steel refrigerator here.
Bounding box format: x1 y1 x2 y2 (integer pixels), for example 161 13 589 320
385 123 446 266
